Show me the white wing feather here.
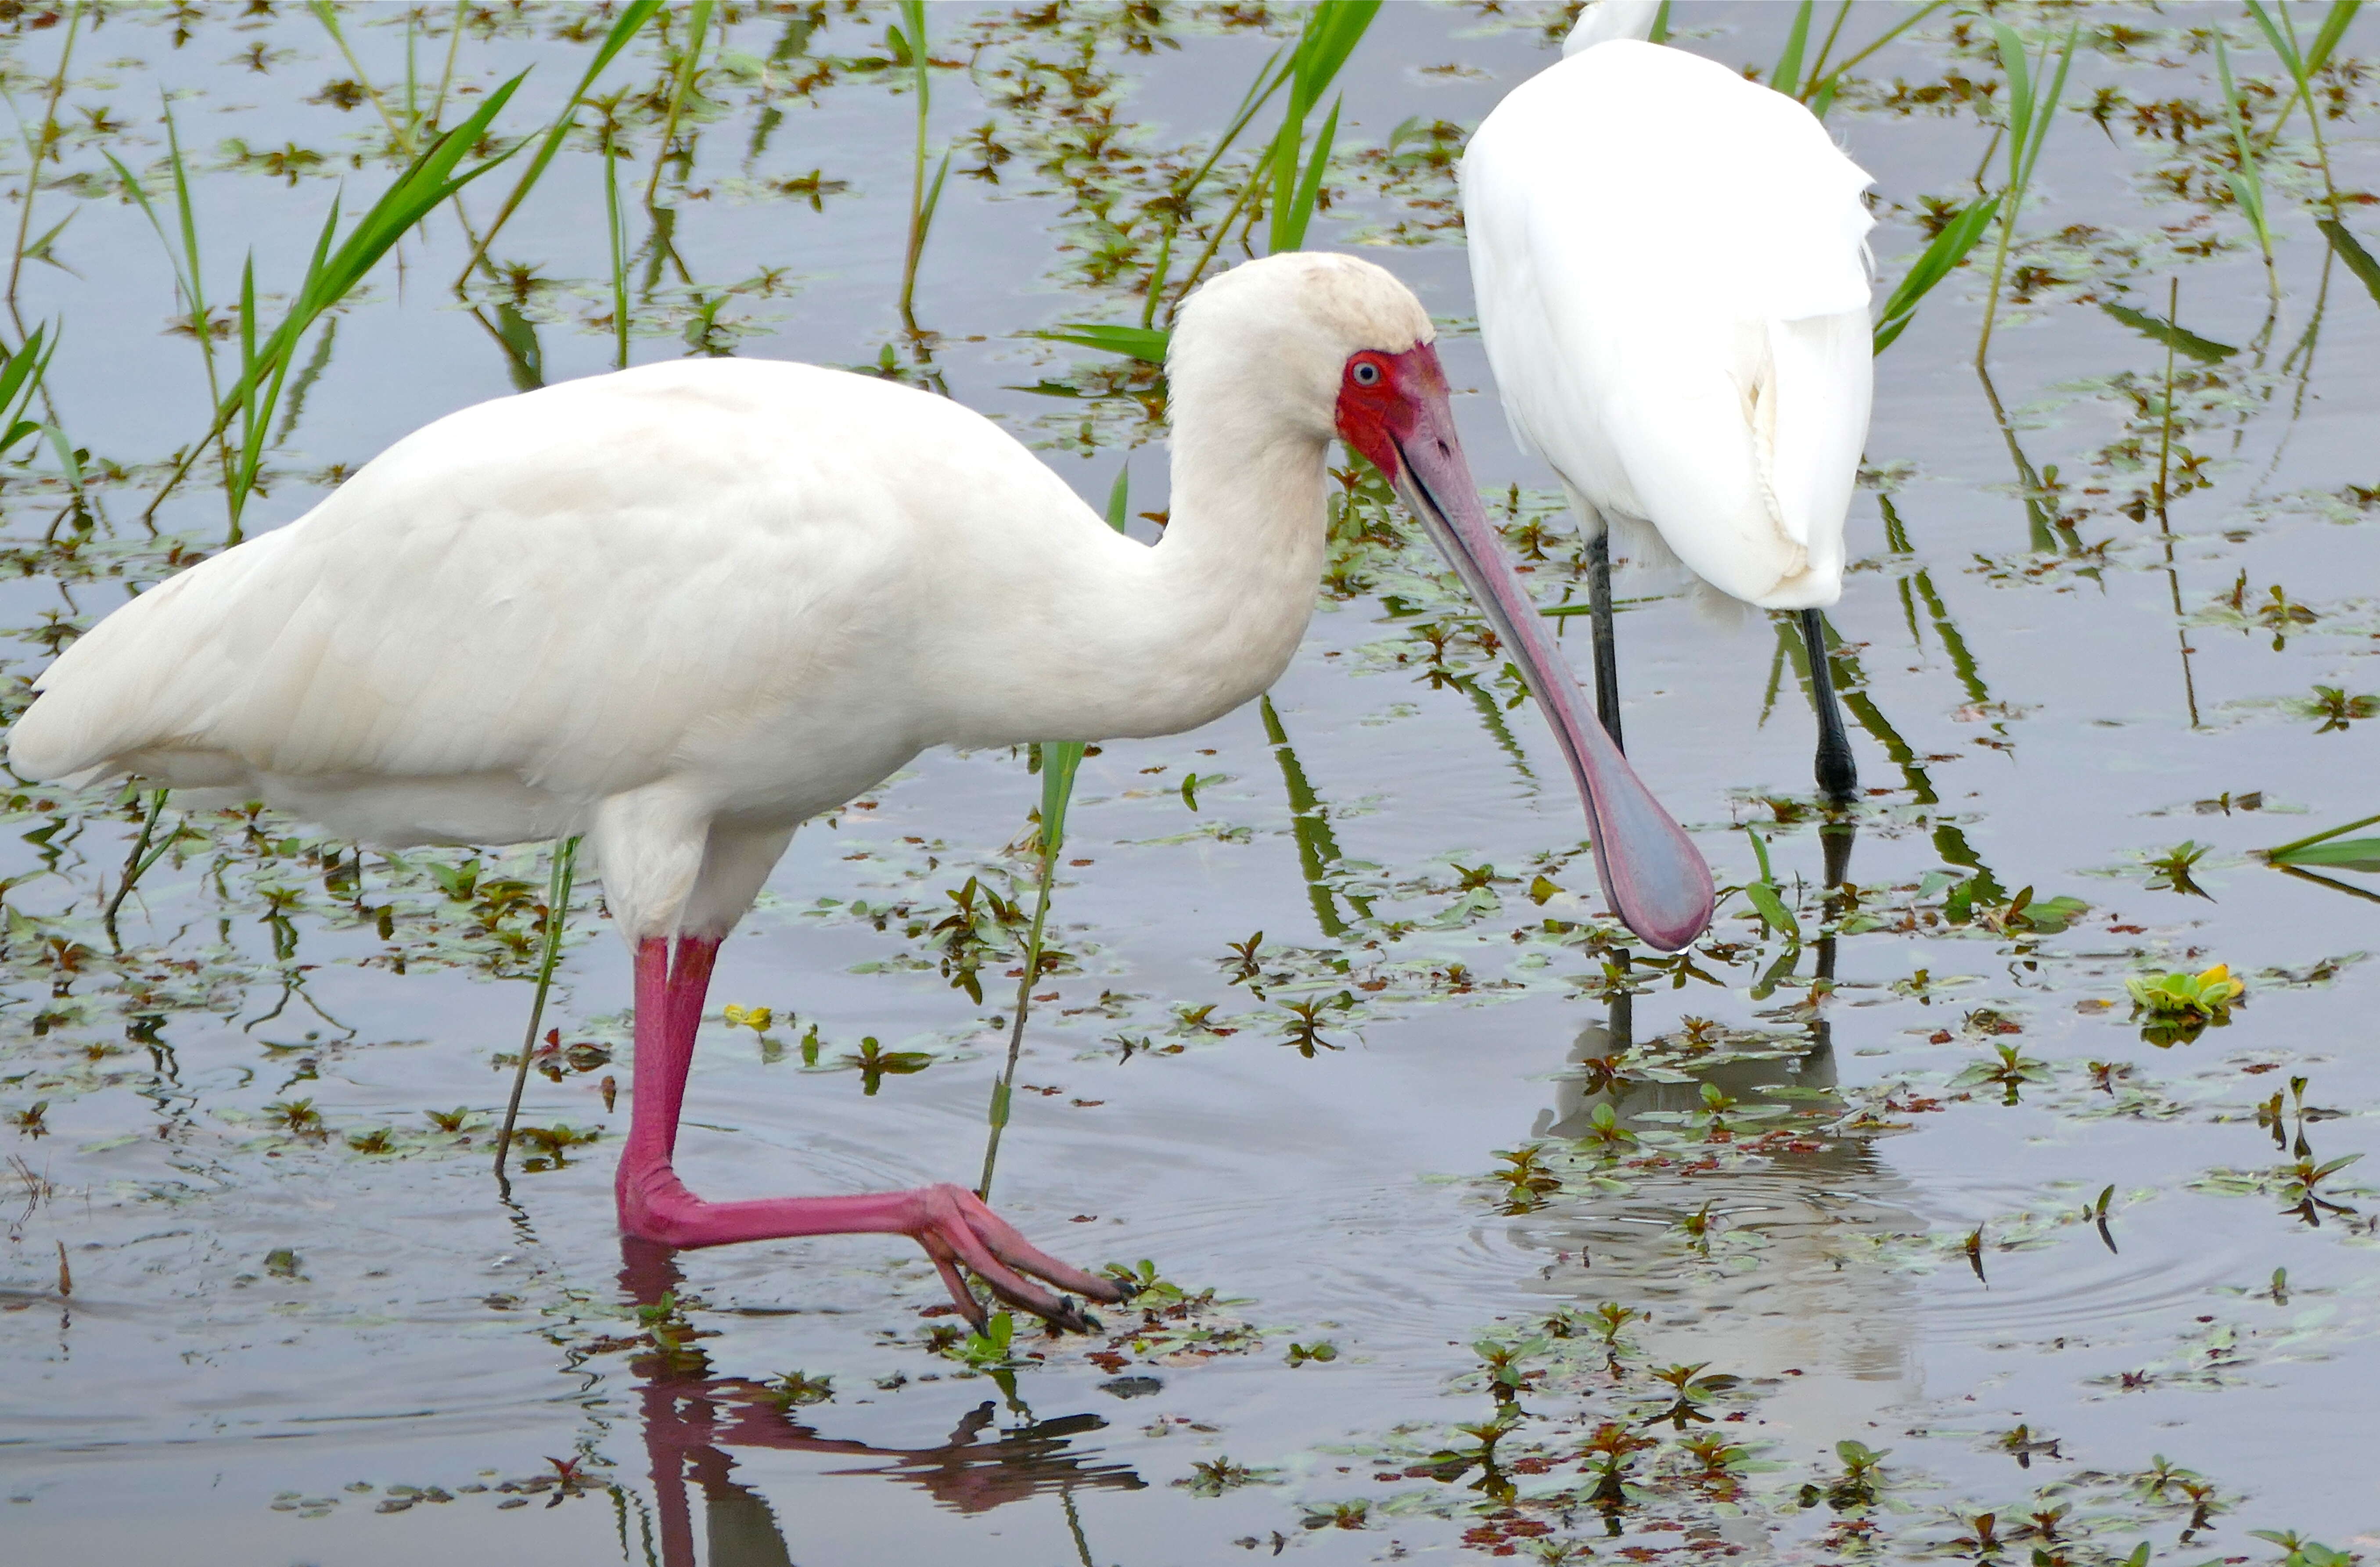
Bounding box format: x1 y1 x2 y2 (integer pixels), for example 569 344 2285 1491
1462 39 1874 608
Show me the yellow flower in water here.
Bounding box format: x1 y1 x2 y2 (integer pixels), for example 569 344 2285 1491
2195 965 2245 1004
722 1004 773 1033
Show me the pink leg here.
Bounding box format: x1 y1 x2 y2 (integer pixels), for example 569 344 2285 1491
615 937 1125 1330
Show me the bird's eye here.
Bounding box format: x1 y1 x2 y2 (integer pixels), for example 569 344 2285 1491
1352 360 1381 386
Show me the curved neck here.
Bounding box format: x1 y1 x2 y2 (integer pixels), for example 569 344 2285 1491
941 411 1330 750
1133 384 1334 722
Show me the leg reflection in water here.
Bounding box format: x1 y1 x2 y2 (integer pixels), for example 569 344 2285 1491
618 1238 1144 1566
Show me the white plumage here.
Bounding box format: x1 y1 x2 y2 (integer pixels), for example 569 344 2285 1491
1462 34 1875 610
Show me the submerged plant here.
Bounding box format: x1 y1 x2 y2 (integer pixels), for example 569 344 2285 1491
946 1309 1019 1370
1951 1041 2053 1104
1489 1144 1561 1213
2301 685 2380 733
1739 826 1800 942
1640 1362 1740 1430
2250 1532 2359 1567
513 1122 600 1168
840 1036 931 1096
2143 839 2215 899
1178 1456 1265 1496
1800 1438 1890 1511
765 1370 833 1408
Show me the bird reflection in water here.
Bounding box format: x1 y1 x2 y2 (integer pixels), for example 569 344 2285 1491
616 1238 1144 1567
1524 824 1927 1441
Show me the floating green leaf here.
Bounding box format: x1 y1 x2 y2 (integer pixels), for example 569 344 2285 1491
2099 301 2238 363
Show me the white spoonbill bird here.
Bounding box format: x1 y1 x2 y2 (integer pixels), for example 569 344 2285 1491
9 252 1712 1330
1460 10 1877 800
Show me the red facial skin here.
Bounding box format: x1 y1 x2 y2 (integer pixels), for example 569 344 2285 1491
1333 343 1444 476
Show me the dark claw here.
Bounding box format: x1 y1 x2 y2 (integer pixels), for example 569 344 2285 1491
1043 1299 1102 1336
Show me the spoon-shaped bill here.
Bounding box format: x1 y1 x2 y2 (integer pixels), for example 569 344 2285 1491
1387 400 1715 952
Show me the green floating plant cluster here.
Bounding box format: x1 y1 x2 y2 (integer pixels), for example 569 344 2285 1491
2126 963 2247 1047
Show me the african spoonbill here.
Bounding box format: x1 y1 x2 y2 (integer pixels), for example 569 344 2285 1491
9 252 1712 1329
1460 11 1877 801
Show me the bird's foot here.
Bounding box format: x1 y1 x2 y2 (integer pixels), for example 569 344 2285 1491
901 1182 1128 1334
1816 746 1859 807
616 1162 1123 1334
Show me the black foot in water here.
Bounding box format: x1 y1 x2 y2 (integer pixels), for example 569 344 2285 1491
1799 607 1859 805
1816 736 1859 805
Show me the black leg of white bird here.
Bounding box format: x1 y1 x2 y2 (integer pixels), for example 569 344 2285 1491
1586 527 1623 747
1800 608 1858 803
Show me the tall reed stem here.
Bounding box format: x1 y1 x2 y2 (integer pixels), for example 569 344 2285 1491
2151 276 2201 730
896 0 948 334
494 836 580 1185
6 0 80 332
978 810 1064 1202
605 113 631 369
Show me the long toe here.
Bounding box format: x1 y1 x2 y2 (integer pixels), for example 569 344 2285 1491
946 1192 1129 1304
921 1248 989 1330
909 1183 1124 1325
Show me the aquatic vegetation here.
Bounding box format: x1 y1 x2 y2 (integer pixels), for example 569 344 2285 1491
2132 956 2237 1041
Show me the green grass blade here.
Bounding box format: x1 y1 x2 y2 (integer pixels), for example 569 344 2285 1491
1800 0 1855 97
1273 95 1339 252
2099 301 2239 362
160 101 218 399
1991 22 2034 183
1037 323 1170 363
917 148 951 243
1291 0 1381 108
605 122 630 368
238 77 524 406
2243 0 2305 75
2307 0 2362 75
2270 837 2380 874
2265 811 2380 860
149 75 529 533
1104 462 1131 533
1803 0 1948 107
0 323 45 411
1264 0 1377 255
2013 26 2080 193
1040 742 1085 855
2214 37 2273 251
645 0 716 211
494 835 580 1183
460 0 662 283
1771 0 1815 98
2317 219 2380 308
1873 193 2000 353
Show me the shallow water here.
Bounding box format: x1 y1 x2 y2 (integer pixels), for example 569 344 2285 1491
2 2 2378 1563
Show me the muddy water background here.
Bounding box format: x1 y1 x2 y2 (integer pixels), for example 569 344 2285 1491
2 2 2378 1563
